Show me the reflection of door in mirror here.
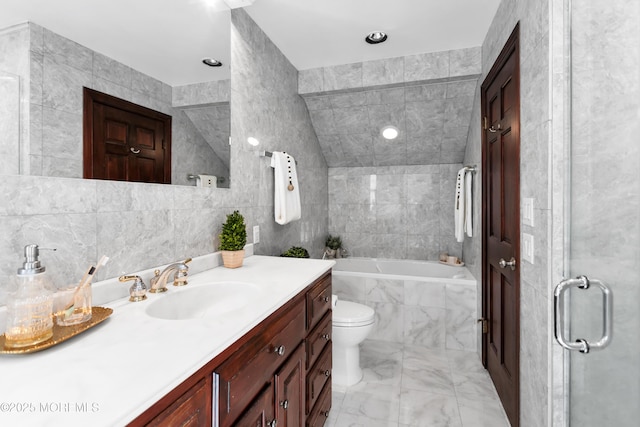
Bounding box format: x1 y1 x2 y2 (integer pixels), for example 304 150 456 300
83 88 171 183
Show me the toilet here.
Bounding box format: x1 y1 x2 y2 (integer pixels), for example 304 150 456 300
331 295 375 386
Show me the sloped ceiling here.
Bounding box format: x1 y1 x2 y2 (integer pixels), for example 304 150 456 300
182 104 231 169
302 78 477 167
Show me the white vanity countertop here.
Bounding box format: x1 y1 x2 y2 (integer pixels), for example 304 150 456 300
0 255 334 427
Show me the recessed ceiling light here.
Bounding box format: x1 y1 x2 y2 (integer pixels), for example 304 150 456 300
365 31 388 45
202 58 223 67
247 137 260 146
381 125 399 140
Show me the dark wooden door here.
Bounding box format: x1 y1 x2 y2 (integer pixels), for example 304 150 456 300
275 344 305 427
83 88 171 183
481 24 520 427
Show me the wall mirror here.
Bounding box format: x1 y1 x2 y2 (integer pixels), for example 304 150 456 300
0 2 231 188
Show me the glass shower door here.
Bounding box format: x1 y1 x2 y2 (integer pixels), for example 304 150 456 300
558 0 640 425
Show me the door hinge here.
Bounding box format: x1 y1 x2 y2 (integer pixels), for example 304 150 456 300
477 318 488 334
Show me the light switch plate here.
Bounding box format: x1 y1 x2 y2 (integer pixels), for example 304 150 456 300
523 198 534 227
522 232 534 264
253 225 260 244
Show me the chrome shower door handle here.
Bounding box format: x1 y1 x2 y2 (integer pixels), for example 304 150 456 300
553 275 613 353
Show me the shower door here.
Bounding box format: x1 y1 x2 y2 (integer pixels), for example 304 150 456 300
558 0 640 425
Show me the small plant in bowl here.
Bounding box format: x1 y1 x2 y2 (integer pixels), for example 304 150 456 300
280 246 310 258
324 235 343 258
218 210 247 268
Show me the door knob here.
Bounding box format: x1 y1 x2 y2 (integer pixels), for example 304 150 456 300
498 257 516 270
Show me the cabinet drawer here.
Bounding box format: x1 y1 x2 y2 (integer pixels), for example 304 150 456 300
306 380 332 427
306 311 331 370
306 342 332 415
306 273 332 331
217 302 305 426
146 377 210 427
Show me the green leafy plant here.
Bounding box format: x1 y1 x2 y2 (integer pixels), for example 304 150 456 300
218 210 247 251
280 246 310 258
325 235 342 250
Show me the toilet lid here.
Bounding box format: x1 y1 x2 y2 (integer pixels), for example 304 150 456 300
333 300 374 326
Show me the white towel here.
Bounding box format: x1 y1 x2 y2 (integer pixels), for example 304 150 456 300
464 170 473 237
271 151 301 225
454 168 466 242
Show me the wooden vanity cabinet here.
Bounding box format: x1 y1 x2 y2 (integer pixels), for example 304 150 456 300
304 274 332 426
128 271 332 427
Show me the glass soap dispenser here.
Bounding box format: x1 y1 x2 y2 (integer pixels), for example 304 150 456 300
4 244 55 348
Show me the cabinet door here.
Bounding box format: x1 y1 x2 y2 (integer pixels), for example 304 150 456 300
146 377 211 427
275 344 305 427
234 383 276 427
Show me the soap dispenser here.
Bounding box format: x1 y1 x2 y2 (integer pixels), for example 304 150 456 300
4 244 55 348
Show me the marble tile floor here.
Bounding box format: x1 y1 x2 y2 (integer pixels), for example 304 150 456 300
328 340 510 427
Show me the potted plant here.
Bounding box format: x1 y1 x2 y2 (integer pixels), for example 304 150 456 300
324 235 342 259
280 246 310 258
218 210 247 268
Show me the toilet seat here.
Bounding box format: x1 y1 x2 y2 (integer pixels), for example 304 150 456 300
333 300 375 327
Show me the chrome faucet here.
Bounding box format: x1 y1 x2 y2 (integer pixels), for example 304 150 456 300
149 258 192 293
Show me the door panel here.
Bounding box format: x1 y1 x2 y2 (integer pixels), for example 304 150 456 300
560 0 640 426
83 87 171 183
482 24 520 427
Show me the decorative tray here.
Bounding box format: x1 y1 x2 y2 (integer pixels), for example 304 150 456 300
0 306 113 355
439 260 465 267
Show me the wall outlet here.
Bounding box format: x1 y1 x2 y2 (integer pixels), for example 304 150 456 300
253 225 260 244
522 232 534 264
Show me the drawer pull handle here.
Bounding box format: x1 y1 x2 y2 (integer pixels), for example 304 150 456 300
323 296 330 302
275 345 286 356
280 399 289 409
267 420 277 427
324 369 331 377
322 333 330 340
324 411 330 417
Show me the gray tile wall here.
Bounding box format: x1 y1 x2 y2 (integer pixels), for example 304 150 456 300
230 8 328 258
299 47 482 95
328 164 463 260
0 11 328 306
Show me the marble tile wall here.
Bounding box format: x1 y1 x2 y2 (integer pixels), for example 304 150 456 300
298 47 481 94
230 8 328 258
332 275 477 352
328 164 464 260
0 11 329 306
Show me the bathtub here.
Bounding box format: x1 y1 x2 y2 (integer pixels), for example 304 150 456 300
331 257 478 352
332 257 476 285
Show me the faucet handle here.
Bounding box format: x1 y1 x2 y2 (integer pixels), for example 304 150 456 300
119 275 147 302
173 258 192 287
149 269 168 293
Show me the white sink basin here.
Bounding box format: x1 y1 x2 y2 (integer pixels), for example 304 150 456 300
145 282 261 320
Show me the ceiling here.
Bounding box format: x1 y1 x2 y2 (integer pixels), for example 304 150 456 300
2 0 500 86
303 79 477 167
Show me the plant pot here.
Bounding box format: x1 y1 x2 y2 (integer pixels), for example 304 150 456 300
221 250 245 269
